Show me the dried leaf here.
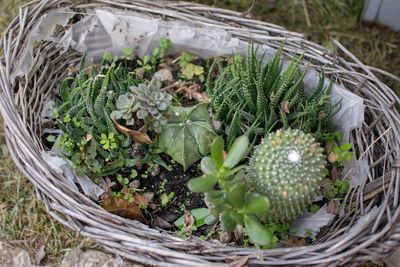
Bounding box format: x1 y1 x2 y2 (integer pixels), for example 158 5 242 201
158 63 173 71
103 196 146 222
129 180 140 189
219 231 232 243
328 152 340 163
113 118 154 144
86 133 92 142
331 166 342 181
142 192 154 203
269 92 275 101
327 199 340 215
120 187 131 196
226 255 249 267
281 100 290 113
149 203 160 212
281 237 306 247
321 178 332 195
101 178 116 199
182 210 195 233
153 217 173 229
134 193 149 206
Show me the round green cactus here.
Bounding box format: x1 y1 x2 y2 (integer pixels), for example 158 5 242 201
247 128 326 223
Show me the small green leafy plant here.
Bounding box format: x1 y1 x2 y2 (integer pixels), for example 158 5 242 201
161 192 175 207
322 130 354 166
178 53 205 81
137 38 172 74
327 180 350 199
151 38 172 66
100 132 117 150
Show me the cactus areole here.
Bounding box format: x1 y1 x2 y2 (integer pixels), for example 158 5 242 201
247 128 326 223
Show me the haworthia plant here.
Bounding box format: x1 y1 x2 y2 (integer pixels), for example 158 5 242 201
55 54 142 179
206 40 342 148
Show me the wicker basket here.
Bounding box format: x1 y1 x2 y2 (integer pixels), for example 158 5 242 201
1 1 400 266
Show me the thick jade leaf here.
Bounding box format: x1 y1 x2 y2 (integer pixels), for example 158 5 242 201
220 211 237 232
200 156 218 174
211 136 224 168
204 191 226 217
223 135 249 169
188 174 218 193
158 102 217 171
227 182 245 209
244 215 273 246
245 193 270 215
204 214 218 225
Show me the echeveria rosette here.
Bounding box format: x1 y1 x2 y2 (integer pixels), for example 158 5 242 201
110 92 138 125
157 102 217 171
247 128 326 223
130 78 172 133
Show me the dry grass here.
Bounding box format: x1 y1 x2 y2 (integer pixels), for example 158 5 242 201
0 0 398 265
0 117 100 265
0 2 99 265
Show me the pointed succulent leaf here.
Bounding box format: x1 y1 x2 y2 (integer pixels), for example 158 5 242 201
188 174 218 193
122 113 132 120
126 118 135 125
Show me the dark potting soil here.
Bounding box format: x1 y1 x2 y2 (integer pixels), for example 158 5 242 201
139 162 206 226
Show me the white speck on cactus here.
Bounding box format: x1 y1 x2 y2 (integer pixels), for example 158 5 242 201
288 150 301 162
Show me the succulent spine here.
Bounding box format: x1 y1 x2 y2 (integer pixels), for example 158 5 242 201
247 128 326 223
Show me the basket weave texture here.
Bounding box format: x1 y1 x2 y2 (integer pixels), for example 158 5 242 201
1 1 400 266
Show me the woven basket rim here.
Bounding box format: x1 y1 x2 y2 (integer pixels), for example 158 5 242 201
1 1 400 266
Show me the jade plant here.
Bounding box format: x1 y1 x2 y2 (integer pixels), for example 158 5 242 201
157 102 217 171
111 78 172 133
206 40 341 148
188 135 273 246
247 128 326 223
